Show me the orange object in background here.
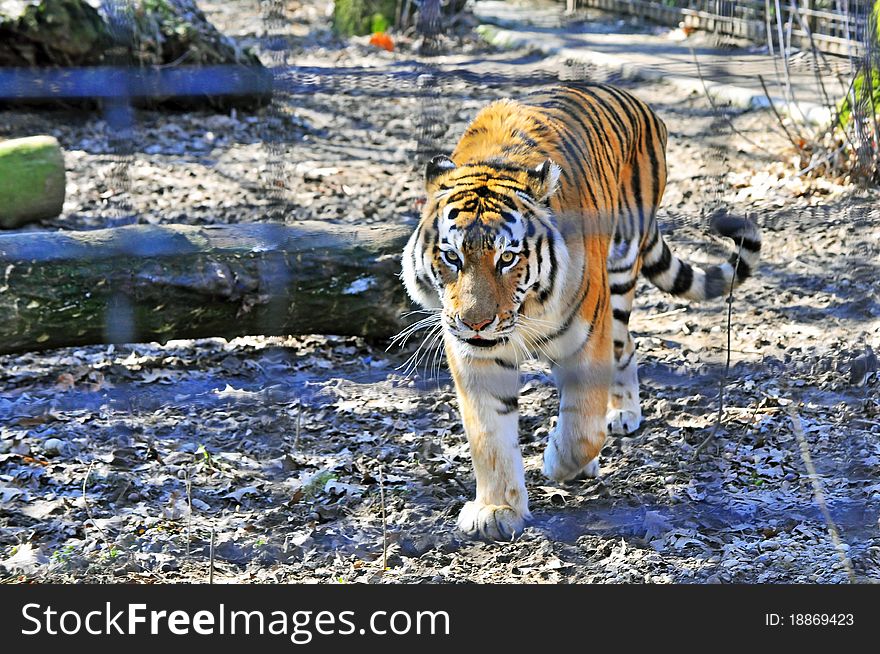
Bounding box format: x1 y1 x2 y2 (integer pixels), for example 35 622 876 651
369 32 394 52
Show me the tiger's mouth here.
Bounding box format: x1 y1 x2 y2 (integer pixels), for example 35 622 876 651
463 336 506 348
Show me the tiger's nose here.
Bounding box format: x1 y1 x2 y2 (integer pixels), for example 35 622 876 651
460 316 493 331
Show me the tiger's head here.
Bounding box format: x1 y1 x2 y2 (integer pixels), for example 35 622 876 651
402 155 569 356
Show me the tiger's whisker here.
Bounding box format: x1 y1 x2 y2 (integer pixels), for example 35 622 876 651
412 324 445 379
516 324 558 366
395 323 443 378
387 315 442 350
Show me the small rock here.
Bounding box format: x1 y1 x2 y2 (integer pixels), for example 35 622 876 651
43 438 64 455
191 498 210 512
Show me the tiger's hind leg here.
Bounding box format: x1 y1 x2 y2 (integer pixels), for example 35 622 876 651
607 238 642 435
543 341 611 483
607 301 641 435
542 282 613 483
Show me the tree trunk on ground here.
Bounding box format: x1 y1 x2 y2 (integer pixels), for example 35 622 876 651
0 136 66 229
0 222 413 355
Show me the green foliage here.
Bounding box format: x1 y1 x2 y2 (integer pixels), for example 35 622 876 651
302 471 337 499
875 0 880 40
137 0 194 42
141 0 176 19
51 544 76 563
332 0 397 36
371 12 389 34
196 443 212 464
129 0 261 67
838 68 880 128
101 545 122 561
0 0 263 71
835 0 880 129
0 0 111 65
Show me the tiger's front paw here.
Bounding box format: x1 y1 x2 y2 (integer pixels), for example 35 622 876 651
606 408 641 435
544 444 600 481
456 501 527 541
543 433 584 482
576 457 600 479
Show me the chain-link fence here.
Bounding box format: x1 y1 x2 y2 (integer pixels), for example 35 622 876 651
572 0 872 54
0 0 877 584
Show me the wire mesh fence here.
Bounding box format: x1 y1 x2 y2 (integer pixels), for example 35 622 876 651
572 0 873 55
0 0 878 583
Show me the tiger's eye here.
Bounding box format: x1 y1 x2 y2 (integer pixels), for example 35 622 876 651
500 251 515 264
442 250 461 270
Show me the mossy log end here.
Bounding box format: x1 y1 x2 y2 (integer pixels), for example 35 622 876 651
0 222 414 355
0 136 66 229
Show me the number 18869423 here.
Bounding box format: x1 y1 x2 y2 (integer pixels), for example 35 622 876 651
765 613 854 627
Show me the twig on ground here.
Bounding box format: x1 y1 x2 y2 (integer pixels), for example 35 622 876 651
379 465 388 571
155 49 193 69
693 229 744 460
735 401 763 455
704 345 764 356
758 74 801 149
294 395 302 451
787 408 857 583
185 466 193 559
636 307 688 321
209 527 216 584
794 143 847 178
82 461 109 543
725 405 780 414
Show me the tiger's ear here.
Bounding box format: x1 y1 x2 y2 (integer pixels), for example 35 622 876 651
425 155 456 187
531 159 562 203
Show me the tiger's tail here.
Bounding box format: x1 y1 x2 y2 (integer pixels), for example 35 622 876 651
640 211 761 301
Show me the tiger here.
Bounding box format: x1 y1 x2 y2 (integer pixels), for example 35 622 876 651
400 82 761 540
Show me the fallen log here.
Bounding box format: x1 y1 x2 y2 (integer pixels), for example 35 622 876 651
0 221 413 355
0 136 66 229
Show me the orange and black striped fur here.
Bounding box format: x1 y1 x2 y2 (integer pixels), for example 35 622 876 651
401 83 760 540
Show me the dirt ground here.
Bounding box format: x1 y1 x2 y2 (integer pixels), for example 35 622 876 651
1 0 879 584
